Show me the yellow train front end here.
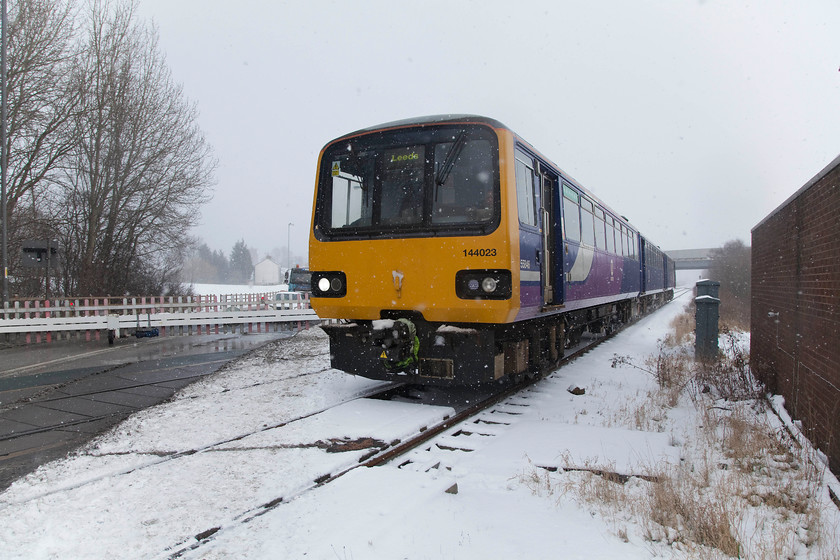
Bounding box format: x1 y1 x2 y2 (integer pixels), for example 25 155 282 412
309 116 520 385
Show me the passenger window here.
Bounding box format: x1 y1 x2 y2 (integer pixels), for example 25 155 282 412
594 207 606 250
580 197 595 246
620 225 627 256
514 154 538 227
562 184 581 242
605 218 615 253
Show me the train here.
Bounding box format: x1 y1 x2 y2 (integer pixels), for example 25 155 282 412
308 115 675 386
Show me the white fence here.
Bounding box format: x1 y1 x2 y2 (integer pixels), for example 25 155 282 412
0 292 319 344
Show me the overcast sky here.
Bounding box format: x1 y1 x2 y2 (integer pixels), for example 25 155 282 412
136 0 840 260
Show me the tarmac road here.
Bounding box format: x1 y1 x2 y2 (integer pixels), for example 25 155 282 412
0 331 289 491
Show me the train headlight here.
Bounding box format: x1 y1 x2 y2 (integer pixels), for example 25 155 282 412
481 277 498 293
312 271 347 298
455 270 511 300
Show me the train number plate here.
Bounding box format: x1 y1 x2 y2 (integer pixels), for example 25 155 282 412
462 248 497 257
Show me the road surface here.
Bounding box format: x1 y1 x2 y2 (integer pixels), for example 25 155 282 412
0 332 289 490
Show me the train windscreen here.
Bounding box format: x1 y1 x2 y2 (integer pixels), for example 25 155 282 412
314 124 500 239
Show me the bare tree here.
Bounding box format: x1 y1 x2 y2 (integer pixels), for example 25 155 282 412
56 0 215 296
708 239 751 330
3 0 80 293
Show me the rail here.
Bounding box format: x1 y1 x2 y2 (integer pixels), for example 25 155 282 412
0 292 318 343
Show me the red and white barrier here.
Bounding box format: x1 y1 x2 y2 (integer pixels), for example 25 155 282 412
0 292 317 344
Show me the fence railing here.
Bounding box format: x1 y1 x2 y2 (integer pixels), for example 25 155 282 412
0 292 319 344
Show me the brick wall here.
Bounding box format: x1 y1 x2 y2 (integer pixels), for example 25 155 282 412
751 155 840 474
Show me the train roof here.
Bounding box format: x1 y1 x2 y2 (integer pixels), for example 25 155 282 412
335 114 511 140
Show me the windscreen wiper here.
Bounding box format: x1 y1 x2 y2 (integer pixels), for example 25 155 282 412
435 131 467 187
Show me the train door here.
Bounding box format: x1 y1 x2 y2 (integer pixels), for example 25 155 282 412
538 164 562 306
514 149 563 311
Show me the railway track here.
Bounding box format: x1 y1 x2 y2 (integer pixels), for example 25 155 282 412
163 318 634 559
367 292 695 470
3 299 683 558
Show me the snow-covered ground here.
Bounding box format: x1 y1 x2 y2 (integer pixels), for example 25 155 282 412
1 293 838 559
189 283 287 296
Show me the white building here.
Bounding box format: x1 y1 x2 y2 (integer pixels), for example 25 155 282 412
254 257 281 285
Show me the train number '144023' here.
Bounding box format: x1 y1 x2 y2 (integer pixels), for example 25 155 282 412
463 248 497 257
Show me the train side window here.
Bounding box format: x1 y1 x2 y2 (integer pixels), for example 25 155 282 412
605 218 616 254
562 184 581 242
619 225 627 256
630 231 637 260
580 197 595 246
594 207 606 250
613 219 621 255
514 154 538 227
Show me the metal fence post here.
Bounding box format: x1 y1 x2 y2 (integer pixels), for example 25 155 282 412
695 280 720 361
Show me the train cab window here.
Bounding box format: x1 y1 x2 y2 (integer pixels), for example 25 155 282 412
562 184 581 242
315 124 500 240
330 171 366 228
514 152 538 227
580 197 595 247
380 145 426 225
432 139 495 224
594 207 606 250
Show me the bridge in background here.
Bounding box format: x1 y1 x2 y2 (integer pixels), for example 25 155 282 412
665 248 714 270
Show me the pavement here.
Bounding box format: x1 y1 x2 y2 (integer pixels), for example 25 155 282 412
0 331 289 490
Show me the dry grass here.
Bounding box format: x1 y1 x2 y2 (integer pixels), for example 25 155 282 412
662 304 759 402
644 466 742 557
693 329 760 402
645 344 692 407
666 307 696 347
612 340 693 408
541 339 840 558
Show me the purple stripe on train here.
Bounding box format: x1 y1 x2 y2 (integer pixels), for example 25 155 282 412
517 241 643 320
